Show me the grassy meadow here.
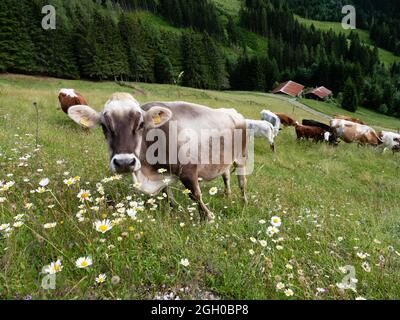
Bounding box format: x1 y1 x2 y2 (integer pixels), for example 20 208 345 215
0 74 400 300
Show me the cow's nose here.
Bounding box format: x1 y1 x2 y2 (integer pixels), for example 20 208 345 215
113 157 135 168
111 154 140 172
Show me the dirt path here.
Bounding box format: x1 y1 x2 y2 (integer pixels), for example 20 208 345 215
261 93 332 120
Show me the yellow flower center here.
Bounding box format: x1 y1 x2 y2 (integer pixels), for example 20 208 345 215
81 261 88 267
99 225 107 232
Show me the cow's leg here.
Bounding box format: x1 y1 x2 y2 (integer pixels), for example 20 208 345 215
180 168 215 221
236 166 248 204
222 169 232 196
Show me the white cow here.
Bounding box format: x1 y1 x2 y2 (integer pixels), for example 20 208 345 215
246 119 275 152
260 110 281 136
379 131 400 153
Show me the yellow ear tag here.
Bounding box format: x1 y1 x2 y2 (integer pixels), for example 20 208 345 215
152 114 161 125
79 118 90 128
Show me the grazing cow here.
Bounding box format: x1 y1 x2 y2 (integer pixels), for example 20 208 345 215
260 110 281 136
246 120 275 152
274 112 297 127
330 119 382 146
302 119 339 145
295 123 328 142
68 93 248 221
334 115 365 125
58 89 88 114
378 131 400 153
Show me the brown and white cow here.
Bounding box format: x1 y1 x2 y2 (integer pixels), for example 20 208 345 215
274 112 297 127
58 89 88 114
330 119 382 146
334 115 365 125
68 93 248 221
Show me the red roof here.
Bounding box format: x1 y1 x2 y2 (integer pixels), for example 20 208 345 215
306 86 332 100
272 81 304 97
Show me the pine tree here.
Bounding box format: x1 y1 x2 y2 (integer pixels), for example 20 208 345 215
0 0 36 73
181 30 206 88
342 78 359 112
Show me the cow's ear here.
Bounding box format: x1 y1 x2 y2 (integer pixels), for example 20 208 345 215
145 107 172 129
68 105 101 128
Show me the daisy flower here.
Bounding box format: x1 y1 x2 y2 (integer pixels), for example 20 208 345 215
94 219 112 234
75 256 92 269
270 216 282 227
63 178 75 186
209 187 218 195
356 252 369 260
43 222 57 229
95 274 107 284
44 260 63 274
77 189 91 202
180 258 190 267
284 288 294 297
13 221 23 228
276 282 285 290
259 240 267 247
39 178 49 187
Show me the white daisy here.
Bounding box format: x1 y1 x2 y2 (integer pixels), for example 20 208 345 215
39 178 49 187
93 219 112 234
95 274 107 284
270 216 281 227
180 258 190 267
77 189 91 202
44 259 63 274
75 256 92 269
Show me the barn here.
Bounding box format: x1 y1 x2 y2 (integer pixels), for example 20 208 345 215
305 86 333 101
272 81 305 97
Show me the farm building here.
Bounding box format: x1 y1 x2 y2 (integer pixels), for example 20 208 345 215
305 86 333 101
272 81 304 97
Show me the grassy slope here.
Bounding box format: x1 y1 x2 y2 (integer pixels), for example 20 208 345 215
295 15 400 66
0 74 399 300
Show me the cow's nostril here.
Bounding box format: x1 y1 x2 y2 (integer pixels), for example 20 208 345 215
113 158 121 167
129 158 136 167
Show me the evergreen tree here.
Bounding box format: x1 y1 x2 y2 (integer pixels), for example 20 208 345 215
342 78 359 112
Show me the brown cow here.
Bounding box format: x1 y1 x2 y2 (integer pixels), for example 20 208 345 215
334 115 365 125
330 119 382 146
58 89 88 114
67 93 249 221
274 112 297 127
295 123 327 142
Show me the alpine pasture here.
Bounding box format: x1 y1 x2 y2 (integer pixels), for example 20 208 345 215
0 74 400 300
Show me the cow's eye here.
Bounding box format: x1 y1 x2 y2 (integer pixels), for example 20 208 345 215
138 121 144 130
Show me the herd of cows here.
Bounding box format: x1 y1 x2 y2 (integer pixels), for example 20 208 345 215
57 88 400 220
259 109 400 153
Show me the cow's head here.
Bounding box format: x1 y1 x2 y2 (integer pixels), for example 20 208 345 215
68 93 172 173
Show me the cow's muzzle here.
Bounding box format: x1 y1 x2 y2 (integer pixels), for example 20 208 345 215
110 154 141 173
